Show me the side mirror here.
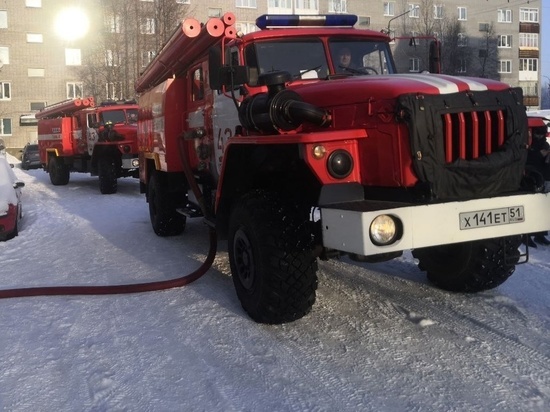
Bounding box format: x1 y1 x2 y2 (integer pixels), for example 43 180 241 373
209 45 249 90
218 66 250 87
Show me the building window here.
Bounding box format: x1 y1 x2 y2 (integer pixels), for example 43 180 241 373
329 0 347 13
519 8 538 23
498 60 512 73
268 0 292 12
458 33 468 47
409 58 420 72
235 22 259 34
433 4 443 19
140 18 155 34
208 8 222 17
519 33 538 49
176 0 190 3
105 50 120 67
0 10 7 28
497 9 512 23
295 0 318 12
25 0 41 7
67 82 83 99
384 2 395 16
519 58 538 72
28 68 45 77
236 0 257 8
457 7 467 21
26 33 43 43
30 102 46 111
0 118 12 135
106 14 121 33
356 16 371 28
498 35 512 48
106 82 122 100
0 46 9 64
141 50 156 67
0 82 10 100
65 48 81 66
408 4 419 18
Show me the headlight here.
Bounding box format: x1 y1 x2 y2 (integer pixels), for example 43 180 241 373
327 149 353 179
131 159 139 168
369 214 402 245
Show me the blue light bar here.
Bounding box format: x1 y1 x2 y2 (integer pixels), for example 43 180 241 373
256 14 358 30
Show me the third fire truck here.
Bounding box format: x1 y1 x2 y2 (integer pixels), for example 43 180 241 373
37 97 139 194
136 13 550 323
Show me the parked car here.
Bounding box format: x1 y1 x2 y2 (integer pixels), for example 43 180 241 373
0 156 24 241
20 143 41 170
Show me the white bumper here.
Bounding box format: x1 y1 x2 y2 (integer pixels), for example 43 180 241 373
321 192 550 255
122 157 139 169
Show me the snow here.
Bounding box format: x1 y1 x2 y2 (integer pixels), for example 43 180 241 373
1 153 549 412
0 156 19 214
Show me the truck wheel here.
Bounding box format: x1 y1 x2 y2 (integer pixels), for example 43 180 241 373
412 235 522 292
98 157 118 194
148 172 186 236
228 190 318 324
48 157 70 186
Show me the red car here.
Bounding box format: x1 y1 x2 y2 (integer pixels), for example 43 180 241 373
0 156 24 241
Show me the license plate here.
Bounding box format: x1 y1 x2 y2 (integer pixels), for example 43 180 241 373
459 206 524 230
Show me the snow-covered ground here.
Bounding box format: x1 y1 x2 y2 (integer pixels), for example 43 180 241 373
1 154 549 412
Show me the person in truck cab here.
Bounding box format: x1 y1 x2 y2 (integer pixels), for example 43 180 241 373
99 121 123 142
336 47 353 72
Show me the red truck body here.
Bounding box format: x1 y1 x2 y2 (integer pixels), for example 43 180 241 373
37 98 139 194
136 13 550 324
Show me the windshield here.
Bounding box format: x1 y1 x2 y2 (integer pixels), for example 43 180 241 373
244 37 394 84
246 39 329 82
329 39 393 75
101 109 135 125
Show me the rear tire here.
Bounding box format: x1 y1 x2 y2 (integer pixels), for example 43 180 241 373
412 236 522 292
98 157 118 194
147 172 186 236
48 157 70 186
228 190 318 324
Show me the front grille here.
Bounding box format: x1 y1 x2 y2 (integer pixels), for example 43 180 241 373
442 109 507 163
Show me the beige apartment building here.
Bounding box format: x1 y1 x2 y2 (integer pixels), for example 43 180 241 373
0 0 542 153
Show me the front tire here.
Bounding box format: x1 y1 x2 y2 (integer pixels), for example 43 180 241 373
228 190 318 324
98 157 118 194
412 236 522 292
147 172 186 236
48 157 70 186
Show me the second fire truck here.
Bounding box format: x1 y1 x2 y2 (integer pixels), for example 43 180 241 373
36 97 139 194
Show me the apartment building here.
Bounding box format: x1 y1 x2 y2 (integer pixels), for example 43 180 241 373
0 0 542 153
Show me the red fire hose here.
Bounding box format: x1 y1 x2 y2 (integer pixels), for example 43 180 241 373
0 120 219 301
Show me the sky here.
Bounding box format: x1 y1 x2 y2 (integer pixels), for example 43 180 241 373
0 153 549 411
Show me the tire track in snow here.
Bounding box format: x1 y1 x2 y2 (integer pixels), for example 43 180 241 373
316 258 550 407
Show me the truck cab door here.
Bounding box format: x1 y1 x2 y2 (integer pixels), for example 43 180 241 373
86 113 99 156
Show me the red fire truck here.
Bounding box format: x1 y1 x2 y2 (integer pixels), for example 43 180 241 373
36 97 139 194
136 13 550 323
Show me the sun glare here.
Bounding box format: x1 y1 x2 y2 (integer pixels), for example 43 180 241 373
54 7 90 41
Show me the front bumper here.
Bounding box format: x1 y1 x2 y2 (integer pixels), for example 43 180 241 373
321 192 550 256
121 155 139 170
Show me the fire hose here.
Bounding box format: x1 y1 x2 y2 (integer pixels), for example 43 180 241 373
0 136 217 301
0 14 240 300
